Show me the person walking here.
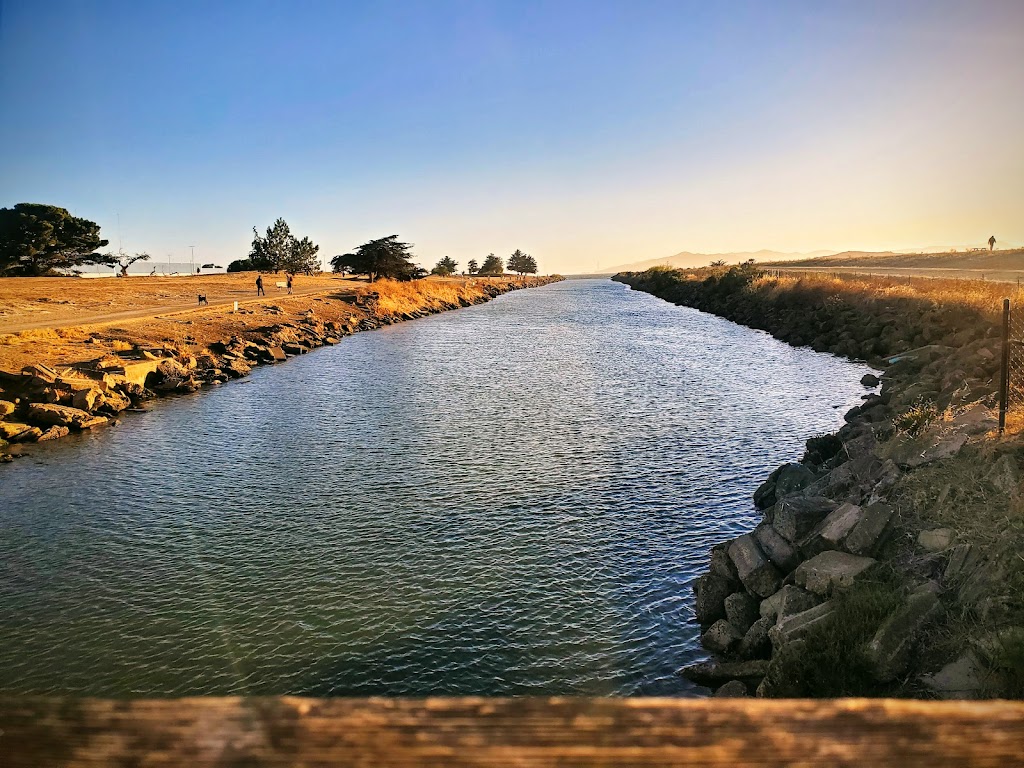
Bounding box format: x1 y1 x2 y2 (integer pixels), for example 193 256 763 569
286 273 293 294
256 274 265 296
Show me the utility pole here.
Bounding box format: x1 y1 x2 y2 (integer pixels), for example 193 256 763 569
189 245 196 275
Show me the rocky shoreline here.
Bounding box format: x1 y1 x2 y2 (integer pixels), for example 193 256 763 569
0 277 561 459
615 266 1023 699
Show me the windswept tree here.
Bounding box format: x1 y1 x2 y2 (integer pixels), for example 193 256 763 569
478 253 504 276
507 249 537 275
0 203 110 275
989 235 997 251
431 256 458 276
282 235 321 275
330 235 418 282
250 218 320 274
109 250 151 277
467 258 479 275
249 218 293 272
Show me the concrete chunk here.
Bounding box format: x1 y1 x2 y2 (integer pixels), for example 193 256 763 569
801 502 864 558
724 592 759 634
679 659 769 685
773 496 838 542
694 572 735 627
728 534 782 598
737 617 773 660
845 503 894 556
794 551 876 596
702 619 743 654
768 601 835 648
866 591 942 682
753 523 801 573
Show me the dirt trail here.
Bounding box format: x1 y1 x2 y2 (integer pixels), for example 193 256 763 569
0 285 341 334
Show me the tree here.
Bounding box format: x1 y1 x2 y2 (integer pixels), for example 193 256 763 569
431 256 458 276
467 259 479 275
522 254 538 274
507 249 529 274
249 218 293 272
709 259 727 267
227 258 254 272
0 203 110 275
282 235 320 275
989 235 997 251
330 235 418 282
478 253 504 276
109 250 151 277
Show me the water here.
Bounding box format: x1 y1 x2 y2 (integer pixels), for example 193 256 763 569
0 278 870 697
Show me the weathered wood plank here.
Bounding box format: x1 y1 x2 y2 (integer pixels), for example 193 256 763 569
2 697 1022 767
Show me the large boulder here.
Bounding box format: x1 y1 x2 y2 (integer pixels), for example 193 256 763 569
794 551 876 596
728 535 783 598
753 463 815 509
775 585 822 622
773 496 839 542
713 680 749 697
27 403 108 430
0 400 15 418
72 387 103 413
866 590 942 682
917 528 954 553
920 652 987 699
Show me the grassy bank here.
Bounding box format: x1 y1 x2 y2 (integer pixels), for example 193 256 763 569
616 265 1024 699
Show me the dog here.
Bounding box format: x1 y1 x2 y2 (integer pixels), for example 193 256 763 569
197 294 208 306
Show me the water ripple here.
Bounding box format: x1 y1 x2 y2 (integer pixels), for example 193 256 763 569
0 278 870 697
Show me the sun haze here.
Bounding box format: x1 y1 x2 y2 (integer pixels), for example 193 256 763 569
1 1 1021 273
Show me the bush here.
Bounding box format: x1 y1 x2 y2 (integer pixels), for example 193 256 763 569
227 259 253 273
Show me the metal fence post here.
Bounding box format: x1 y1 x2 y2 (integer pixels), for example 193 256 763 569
999 298 1010 433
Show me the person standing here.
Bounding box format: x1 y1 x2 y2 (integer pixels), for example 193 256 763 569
256 274 265 296
286 273 293 294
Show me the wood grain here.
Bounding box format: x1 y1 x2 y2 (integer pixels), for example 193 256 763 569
2 696 1022 767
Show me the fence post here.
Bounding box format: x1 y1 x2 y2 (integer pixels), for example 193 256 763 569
999 298 1010 433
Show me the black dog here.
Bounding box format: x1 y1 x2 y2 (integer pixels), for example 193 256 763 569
198 294 208 306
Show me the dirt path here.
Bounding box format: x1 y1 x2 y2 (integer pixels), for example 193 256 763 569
0 285 342 334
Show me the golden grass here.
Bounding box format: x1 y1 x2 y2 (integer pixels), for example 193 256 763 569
753 271 1021 320
371 277 513 317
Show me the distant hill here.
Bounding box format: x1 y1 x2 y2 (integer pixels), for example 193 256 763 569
603 249 836 274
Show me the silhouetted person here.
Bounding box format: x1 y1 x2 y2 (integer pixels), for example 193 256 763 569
286 273 293 294
256 275 265 296
989 235 997 251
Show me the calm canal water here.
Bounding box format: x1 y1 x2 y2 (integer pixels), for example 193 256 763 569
0 278 869 697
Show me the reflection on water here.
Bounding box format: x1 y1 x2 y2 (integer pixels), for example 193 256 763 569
0 279 869 696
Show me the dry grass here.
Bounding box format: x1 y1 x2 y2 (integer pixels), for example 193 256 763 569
753 271 1019 320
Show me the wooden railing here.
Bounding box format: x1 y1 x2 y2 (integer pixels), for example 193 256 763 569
2 696 1022 766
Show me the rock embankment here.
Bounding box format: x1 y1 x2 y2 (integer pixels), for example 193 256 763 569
615 266 1024 699
0 277 560 460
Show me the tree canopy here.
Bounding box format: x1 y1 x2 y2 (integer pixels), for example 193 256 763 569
431 256 458 276
467 258 479 275
0 203 110 276
330 235 420 281
249 218 321 274
478 253 504 276
507 249 537 275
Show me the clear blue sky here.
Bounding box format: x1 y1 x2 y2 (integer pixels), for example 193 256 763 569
2 1 1022 271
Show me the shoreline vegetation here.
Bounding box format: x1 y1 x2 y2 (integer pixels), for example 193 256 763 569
0 274 561 456
614 265 1024 700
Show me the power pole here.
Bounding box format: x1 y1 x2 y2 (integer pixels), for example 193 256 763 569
189 245 196 275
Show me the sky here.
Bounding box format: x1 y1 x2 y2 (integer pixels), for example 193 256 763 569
1 1 1022 273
